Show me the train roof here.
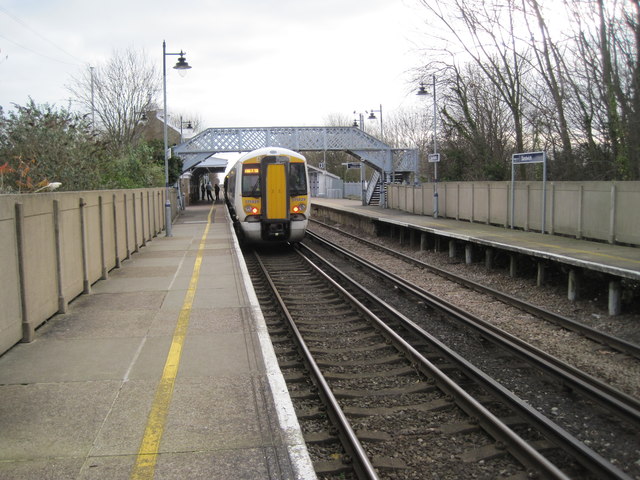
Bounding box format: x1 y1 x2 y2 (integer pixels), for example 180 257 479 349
236 147 306 163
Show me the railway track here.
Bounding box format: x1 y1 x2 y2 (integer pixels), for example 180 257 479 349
244 238 639 479
309 219 640 360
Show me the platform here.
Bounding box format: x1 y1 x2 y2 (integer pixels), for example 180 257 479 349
311 198 640 280
0 202 315 480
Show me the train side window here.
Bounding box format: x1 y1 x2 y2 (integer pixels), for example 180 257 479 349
227 170 236 198
289 163 307 196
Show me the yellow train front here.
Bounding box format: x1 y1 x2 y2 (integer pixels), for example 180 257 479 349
225 147 310 245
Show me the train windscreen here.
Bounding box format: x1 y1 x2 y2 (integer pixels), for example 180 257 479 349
242 166 261 197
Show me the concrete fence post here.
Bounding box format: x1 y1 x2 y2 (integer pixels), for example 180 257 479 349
80 197 91 294
549 182 555 235
486 183 491 225
53 199 68 313
140 192 146 247
147 191 152 241
525 184 530 231
577 185 584 240
132 193 139 253
113 194 121 268
609 183 616 244
152 190 157 236
15 203 34 342
99 196 108 280
124 193 131 259
471 183 475 223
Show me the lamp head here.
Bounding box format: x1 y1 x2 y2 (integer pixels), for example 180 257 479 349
417 83 428 96
174 53 192 77
368 112 377 120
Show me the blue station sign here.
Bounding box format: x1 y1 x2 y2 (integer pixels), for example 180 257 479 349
512 151 546 164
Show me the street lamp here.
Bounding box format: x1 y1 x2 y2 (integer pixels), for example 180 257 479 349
179 116 193 143
352 111 365 130
163 40 192 237
417 74 439 218
367 104 383 138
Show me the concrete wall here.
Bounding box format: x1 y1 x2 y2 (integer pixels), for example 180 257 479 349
0 188 175 356
388 181 640 247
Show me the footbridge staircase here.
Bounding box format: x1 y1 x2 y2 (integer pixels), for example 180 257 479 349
173 126 418 206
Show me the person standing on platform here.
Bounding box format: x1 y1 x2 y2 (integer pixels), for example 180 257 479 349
201 182 205 201
206 182 213 202
214 183 220 203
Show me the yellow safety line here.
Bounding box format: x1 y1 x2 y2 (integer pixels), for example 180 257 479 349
130 206 214 480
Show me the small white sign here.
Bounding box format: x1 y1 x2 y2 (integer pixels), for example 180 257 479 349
428 153 440 163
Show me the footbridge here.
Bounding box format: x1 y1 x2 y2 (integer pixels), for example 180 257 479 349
173 126 419 205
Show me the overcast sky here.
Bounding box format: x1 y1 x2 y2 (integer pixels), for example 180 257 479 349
0 0 426 129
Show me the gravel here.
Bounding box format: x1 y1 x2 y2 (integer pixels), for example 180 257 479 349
308 222 640 402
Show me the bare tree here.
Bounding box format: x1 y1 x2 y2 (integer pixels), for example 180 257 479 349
67 48 160 151
452 64 515 179
521 0 573 157
382 107 432 180
418 0 529 154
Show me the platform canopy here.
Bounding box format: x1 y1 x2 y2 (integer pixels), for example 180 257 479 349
173 126 418 178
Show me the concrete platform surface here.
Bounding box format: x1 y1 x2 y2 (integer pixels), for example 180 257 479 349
0 202 315 480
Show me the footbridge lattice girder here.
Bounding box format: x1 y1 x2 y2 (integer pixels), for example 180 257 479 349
174 126 418 175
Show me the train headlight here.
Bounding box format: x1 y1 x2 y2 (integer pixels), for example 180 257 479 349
244 205 259 214
292 203 306 213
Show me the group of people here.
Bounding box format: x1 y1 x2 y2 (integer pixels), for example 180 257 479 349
201 181 220 203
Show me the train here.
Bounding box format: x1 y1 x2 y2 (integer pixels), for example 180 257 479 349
224 147 310 245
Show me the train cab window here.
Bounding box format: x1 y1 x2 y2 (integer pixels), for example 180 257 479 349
289 163 307 196
242 166 261 196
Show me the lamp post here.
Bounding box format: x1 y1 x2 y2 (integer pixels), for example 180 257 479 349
163 40 192 237
417 74 439 218
352 111 367 205
367 104 383 138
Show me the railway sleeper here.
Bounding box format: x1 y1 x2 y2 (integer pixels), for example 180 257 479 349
312 459 352 475
439 416 526 435
288 388 318 399
309 342 392 354
303 331 379 342
304 429 391 444
343 397 453 417
322 365 415 379
370 456 409 471
316 354 404 367
282 371 308 383
312 456 407 475
296 322 372 334
459 439 556 463
333 382 437 398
